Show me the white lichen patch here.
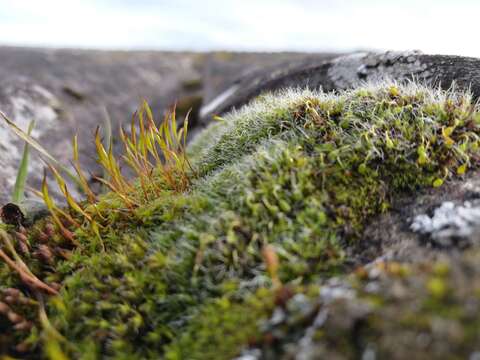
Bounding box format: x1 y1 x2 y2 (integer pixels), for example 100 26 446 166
411 201 480 246
319 278 356 303
233 349 261 360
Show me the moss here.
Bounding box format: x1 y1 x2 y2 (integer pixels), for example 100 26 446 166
164 288 276 360
249 253 480 359
2 82 480 358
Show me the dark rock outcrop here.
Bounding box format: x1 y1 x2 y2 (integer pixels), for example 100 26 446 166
200 51 480 123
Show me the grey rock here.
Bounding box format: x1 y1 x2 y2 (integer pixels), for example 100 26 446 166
0 47 336 205
199 52 341 123
19 199 49 225
352 168 480 267
200 51 480 123
0 46 204 204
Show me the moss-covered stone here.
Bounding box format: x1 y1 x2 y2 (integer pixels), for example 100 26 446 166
246 253 480 359
2 82 480 358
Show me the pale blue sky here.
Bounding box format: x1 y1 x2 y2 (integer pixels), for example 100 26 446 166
0 0 479 56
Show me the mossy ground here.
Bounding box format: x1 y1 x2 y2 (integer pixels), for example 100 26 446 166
2 82 480 358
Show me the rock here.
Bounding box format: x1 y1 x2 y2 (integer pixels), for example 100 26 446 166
200 52 340 105
200 50 480 123
0 47 334 205
355 168 480 264
0 47 204 204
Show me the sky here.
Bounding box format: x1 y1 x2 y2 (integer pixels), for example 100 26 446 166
0 0 479 56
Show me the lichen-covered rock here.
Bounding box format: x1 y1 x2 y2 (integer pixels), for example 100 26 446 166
241 252 480 359
411 200 480 247
2 81 480 359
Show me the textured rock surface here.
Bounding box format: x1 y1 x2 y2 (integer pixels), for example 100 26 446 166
0 47 328 204
358 169 480 264
200 51 480 123
0 47 200 203
201 52 340 104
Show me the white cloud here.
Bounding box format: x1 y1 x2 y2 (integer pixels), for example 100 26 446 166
0 0 479 56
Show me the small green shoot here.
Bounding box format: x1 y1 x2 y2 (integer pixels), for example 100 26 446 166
12 120 35 204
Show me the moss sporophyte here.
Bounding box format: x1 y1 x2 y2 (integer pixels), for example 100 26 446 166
1 82 480 358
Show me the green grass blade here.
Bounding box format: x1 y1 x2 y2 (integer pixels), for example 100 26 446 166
11 120 35 204
102 106 112 153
